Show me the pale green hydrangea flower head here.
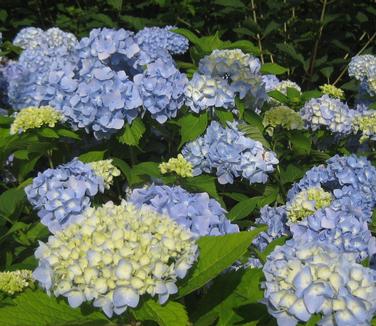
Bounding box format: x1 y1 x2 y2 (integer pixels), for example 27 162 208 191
352 112 376 143
89 159 121 189
287 187 332 223
263 106 304 136
10 106 63 135
33 201 198 318
0 270 34 295
159 154 193 178
319 84 345 99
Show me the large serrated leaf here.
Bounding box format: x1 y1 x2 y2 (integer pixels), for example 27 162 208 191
131 299 188 326
0 289 109 326
177 112 208 149
238 123 271 149
177 229 266 298
118 118 145 147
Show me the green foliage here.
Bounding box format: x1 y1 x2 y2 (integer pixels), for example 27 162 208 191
0 289 109 326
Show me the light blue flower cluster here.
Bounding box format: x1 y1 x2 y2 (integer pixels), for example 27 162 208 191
185 73 235 113
252 205 289 252
182 121 278 185
25 159 104 233
135 26 189 59
300 95 355 134
263 239 376 326
13 27 77 51
185 49 266 112
134 57 187 123
4 27 77 109
128 184 239 236
262 74 280 92
349 54 376 97
45 28 143 138
288 154 376 207
253 155 376 267
6 45 75 109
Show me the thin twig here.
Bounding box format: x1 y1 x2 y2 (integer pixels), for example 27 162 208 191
333 32 376 86
308 0 328 77
251 0 264 63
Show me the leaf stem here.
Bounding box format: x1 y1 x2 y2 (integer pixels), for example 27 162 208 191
251 0 264 63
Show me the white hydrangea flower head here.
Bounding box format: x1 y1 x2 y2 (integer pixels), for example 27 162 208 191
286 187 332 223
263 240 376 326
33 201 198 317
88 159 121 189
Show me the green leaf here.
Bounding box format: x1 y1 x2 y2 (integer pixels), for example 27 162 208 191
260 63 288 75
0 188 26 219
107 0 122 11
0 289 109 326
38 128 59 139
216 110 234 125
177 229 266 298
267 90 289 104
13 149 29 160
56 129 81 140
238 123 271 149
172 28 200 45
228 198 259 221
222 40 259 55
78 151 106 163
131 299 188 326
182 175 224 207
258 236 288 263
112 157 132 181
177 112 208 149
289 132 311 156
118 118 145 147
193 268 264 326
279 164 305 185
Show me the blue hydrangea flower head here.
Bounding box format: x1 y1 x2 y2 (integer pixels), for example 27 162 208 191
182 121 278 185
185 73 235 113
289 187 375 261
135 26 189 58
288 154 376 208
348 54 376 80
262 74 280 92
263 239 376 326
6 45 75 109
46 28 144 138
33 201 198 317
300 95 355 134
134 57 188 123
128 184 239 236
13 27 45 49
25 158 104 232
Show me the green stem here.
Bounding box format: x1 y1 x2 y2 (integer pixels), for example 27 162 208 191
250 0 264 63
333 32 376 86
307 0 328 79
47 150 54 169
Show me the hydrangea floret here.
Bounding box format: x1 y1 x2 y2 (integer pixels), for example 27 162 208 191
0 270 34 295
25 159 104 232
182 121 278 185
33 201 198 317
286 187 332 223
319 84 345 99
159 154 193 178
263 240 376 326
129 184 239 236
10 106 63 134
89 159 121 189
348 54 376 80
262 106 304 136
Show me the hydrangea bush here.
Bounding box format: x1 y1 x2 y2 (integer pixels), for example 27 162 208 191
0 25 376 326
